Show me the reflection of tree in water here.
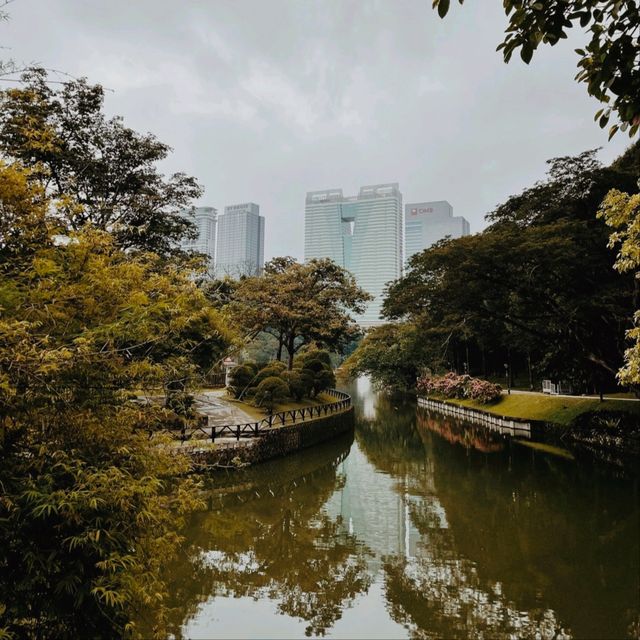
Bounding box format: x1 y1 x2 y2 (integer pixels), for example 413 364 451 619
161 435 372 638
384 555 569 640
419 428 640 640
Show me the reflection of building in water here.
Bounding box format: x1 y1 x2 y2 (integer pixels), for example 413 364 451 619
323 439 569 639
324 446 435 567
355 376 378 420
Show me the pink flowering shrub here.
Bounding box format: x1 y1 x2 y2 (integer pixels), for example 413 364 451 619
417 372 502 404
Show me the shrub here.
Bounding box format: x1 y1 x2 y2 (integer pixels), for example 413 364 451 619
228 365 256 398
417 372 502 404
467 378 503 403
297 349 333 369
255 362 287 385
254 376 290 412
300 359 336 397
280 370 307 401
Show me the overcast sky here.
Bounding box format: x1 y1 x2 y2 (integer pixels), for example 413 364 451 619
2 0 631 260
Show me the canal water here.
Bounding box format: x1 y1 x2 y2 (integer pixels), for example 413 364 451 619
164 378 639 639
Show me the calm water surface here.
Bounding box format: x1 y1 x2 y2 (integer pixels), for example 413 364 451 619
165 378 640 639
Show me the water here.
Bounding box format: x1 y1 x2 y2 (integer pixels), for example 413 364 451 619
164 378 640 639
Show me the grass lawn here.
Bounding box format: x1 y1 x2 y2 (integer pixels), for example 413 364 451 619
439 393 640 426
224 392 335 421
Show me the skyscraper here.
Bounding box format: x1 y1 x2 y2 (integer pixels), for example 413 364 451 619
179 206 217 277
404 201 470 266
304 183 403 327
216 202 265 278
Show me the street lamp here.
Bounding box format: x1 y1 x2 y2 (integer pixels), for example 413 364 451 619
504 362 511 395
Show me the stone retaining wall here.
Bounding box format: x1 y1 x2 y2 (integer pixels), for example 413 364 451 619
186 406 355 470
417 396 532 436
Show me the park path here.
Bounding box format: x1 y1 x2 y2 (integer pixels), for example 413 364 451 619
192 389 258 426
508 389 639 401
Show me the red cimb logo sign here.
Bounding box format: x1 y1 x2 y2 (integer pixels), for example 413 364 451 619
411 207 434 215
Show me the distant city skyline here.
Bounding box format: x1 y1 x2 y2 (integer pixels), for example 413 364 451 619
4 1 628 264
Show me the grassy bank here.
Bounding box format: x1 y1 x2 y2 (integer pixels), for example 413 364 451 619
435 393 640 426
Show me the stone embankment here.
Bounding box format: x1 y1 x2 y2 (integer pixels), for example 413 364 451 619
417 397 532 437
168 389 354 470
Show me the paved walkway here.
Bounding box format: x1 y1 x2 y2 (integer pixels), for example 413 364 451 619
192 389 259 426
509 389 639 401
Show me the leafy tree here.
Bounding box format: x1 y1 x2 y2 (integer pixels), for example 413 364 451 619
254 377 290 412
280 370 308 401
379 146 638 393
232 258 371 369
343 323 433 391
598 187 640 386
228 365 257 399
296 354 336 397
0 161 234 638
433 0 640 137
0 68 202 256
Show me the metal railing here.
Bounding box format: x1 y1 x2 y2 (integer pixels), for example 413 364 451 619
158 389 351 444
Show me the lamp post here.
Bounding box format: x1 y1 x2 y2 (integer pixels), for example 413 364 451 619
504 362 511 395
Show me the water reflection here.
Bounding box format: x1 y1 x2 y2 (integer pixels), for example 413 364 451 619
164 380 640 639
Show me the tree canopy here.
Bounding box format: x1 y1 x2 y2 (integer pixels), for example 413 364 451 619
0 159 234 637
0 68 202 256
351 144 640 393
230 257 371 369
433 0 640 137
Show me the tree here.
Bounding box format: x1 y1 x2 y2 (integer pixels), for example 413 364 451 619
433 0 640 137
598 188 640 386
228 365 257 399
0 68 202 256
343 323 433 391
0 161 235 638
378 145 638 393
232 258 371 369
254 377 290 412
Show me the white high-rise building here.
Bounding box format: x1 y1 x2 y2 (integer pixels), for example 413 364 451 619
216 202 265 278
179 206 217 277
404 201 470 267
304 183 403 327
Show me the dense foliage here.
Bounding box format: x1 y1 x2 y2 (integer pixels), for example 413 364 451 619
0 72 235 636
433 0 640 137
229 257 371 369
349 144 639 394
598 187 640 385
0 68 202 257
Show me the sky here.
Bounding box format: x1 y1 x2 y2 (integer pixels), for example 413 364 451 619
1 0 631 260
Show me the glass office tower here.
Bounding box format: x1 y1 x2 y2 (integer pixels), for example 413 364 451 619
216 202 265 278
404 201 470 267
304 183 403 327
179 206 217 277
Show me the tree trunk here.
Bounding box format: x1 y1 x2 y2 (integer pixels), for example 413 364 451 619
287 333 296 370
276 329 284 361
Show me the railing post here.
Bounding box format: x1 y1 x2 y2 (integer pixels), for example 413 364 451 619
211 425 216 443
236 424 240 441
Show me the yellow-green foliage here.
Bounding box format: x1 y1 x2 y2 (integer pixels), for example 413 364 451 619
0 162 236 638
598 189 640 386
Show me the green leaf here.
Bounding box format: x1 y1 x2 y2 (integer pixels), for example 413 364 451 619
436 0 450 18
520 44 533 64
